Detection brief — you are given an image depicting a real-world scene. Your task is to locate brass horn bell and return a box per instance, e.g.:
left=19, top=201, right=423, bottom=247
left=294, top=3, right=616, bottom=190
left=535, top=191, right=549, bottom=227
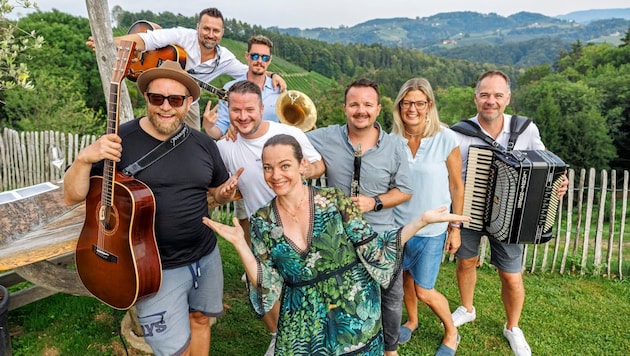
left=275, top=90, right=317, bottom=132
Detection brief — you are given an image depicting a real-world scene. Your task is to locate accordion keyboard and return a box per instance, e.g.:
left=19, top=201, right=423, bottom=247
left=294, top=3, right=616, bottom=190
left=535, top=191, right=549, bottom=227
left=463, top=147, right=493, bottom=231
left=461, top=145, right=567, bottom=244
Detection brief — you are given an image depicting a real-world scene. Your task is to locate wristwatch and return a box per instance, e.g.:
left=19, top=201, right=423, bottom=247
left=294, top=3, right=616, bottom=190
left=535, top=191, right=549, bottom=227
left=373, top=195, right=383, bottom=212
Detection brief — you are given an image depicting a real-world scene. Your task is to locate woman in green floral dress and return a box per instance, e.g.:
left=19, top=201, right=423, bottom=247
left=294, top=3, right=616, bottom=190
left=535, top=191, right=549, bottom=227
left=203, top=134, right=468, bottom=355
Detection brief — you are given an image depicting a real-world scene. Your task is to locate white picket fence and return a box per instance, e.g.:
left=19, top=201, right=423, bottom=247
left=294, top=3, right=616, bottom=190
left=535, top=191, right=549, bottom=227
left=1, top=128, right=628, bottom=279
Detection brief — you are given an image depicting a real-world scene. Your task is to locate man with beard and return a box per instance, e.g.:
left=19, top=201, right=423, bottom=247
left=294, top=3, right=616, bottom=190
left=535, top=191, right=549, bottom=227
left=203, top=35, right=281, bottom=140
left=63, top=60, right=241, bottom=356
left=306, top=78, right=413, bottom=356
left=87, top=8, right=286, bottom=130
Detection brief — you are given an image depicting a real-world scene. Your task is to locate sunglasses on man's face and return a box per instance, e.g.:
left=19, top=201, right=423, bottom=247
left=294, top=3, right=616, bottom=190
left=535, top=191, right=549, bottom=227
left=249, top=53, right=271, bottom=62
left=146, top=93, right=188, bottom=108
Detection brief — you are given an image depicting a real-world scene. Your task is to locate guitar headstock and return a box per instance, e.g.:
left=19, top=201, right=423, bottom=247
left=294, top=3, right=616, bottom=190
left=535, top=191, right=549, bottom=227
left=112, top=40, right=137, bottom=84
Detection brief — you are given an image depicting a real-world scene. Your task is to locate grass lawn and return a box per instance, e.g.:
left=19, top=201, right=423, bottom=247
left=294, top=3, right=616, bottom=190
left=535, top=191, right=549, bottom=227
left=7, top=238, right=630, bottom=355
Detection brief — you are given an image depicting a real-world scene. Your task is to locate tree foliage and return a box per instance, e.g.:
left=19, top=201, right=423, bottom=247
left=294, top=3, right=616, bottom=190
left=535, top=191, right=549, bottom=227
left=435, top=86, right=476, bottom=125
left=2, top=8, right=629, bottom=172
left=3, top=69, right=105, bottom=133
left=514, top=74, right=616, bottom=170
left=0, top=9, right=105, bottom=134
left=0, top=0, right=43, bottom=94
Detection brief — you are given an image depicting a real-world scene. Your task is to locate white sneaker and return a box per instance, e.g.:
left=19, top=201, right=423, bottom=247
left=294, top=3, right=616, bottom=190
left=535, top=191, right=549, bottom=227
left=264, top=334, right=277, bottom=356
left=451, top=306, right=476, bottom=327
left=503, top=324, right=531, bottom=356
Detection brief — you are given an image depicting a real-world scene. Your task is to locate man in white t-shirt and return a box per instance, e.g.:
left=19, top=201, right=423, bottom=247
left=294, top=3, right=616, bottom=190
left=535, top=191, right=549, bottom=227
left=203, top=35, right=281, bottom=140
left=215, top=79, right=324, bottom=356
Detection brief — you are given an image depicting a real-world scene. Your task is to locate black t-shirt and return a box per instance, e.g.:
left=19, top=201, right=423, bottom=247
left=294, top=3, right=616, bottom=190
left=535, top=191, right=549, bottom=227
left=90, top=119, right=229, bottom=268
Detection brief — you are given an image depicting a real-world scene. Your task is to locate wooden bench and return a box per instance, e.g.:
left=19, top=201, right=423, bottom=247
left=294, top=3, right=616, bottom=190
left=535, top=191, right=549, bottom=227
left=0, top=180, right=240, bottom=354
left=0, top=182, right=230, bottom=355
left=0, top=182, right=90, bottom=310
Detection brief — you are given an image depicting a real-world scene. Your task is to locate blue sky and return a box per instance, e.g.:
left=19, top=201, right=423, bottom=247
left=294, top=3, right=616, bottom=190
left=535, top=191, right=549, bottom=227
left=13, top=0, right=630, bottom=28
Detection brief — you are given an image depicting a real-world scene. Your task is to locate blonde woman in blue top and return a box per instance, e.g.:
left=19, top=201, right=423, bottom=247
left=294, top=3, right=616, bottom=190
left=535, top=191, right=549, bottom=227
left=392, top=78, right=464, bottom=356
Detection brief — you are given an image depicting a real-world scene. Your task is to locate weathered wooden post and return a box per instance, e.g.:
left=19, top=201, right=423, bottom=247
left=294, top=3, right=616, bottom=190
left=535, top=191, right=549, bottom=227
left=83, top=1, right=147, bottom=350
left=84, top=0, right=134, bottom=124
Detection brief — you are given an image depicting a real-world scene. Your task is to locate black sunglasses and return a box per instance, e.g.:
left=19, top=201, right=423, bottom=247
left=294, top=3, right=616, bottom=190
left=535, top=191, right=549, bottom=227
left=249, top=53, right=271, bottom=62
left=146, top=93, right=188, bottom=108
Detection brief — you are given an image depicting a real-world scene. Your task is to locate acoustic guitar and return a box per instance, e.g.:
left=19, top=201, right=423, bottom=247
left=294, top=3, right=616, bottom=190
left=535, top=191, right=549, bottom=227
left=126, top=20, right=228, bottom=101
left=75, top=40, right=162, bottom=310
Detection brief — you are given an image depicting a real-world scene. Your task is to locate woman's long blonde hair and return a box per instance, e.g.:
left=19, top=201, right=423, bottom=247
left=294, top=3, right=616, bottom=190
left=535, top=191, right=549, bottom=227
left=391, top=77, right=445, bottom=138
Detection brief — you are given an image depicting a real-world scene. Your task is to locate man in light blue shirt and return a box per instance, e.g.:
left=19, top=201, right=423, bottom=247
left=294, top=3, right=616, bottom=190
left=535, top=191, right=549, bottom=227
left=307, top=78, right=413, bottom=356
left=203, top=35, right=281, bottom=139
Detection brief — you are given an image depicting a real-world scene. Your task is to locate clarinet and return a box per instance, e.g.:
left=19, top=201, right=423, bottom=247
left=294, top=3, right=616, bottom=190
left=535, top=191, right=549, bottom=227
left=351, top=143, right=362, bottom=197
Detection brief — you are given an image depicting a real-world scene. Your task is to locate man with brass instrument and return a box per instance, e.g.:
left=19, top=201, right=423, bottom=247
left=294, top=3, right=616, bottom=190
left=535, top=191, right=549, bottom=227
left=307, top=78, right=413, bottom=356
left=203, top=35, right=281, bottom=139
left=202, top=33, right=318, bottom=286
left=214, top=80, right=324, bottom=355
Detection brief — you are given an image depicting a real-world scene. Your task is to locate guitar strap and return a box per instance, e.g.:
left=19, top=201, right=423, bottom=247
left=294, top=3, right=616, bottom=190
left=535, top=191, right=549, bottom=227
left=122, top=123, right=191, bottom=177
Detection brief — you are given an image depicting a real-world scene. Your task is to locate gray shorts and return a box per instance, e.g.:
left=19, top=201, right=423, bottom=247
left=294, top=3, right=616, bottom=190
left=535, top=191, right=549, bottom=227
left=135, top=246, right=224, bottom=356
left=455, top=229, right=523, bottom=273
left=234, top=199, right=248, bottom=220
left=184, top=101, right=201, bottom=131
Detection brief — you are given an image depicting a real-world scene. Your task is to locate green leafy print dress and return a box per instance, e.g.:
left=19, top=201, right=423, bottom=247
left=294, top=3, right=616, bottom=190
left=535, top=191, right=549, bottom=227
left=248, top=186, right=403, bottom=355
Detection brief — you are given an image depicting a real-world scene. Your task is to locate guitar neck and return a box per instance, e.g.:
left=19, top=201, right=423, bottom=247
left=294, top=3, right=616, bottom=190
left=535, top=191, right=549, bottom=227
left=101, top=40, right=136, bottom=209
left=101, top=81, right=122, bottom=208
left=192, top=78, right=228, bottom=101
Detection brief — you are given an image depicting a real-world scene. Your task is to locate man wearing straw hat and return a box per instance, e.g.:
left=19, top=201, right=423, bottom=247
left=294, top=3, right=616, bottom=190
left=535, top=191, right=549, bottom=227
left=64, top=60, right=241, bottom=356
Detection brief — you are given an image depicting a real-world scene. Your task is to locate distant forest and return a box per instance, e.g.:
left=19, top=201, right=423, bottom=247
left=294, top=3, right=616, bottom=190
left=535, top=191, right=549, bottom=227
left=2, top=9, right=630, bottom=172
left=114, top=9, right=505, bottom=96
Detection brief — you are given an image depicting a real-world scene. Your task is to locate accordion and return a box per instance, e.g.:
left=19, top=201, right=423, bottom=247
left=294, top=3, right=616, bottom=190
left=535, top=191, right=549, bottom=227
left=463, top=145, right=567, bottom=244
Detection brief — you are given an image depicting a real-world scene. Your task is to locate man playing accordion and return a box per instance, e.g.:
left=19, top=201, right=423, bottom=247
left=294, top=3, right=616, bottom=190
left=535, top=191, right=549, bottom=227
left=450, top=70, right=569, bottom=356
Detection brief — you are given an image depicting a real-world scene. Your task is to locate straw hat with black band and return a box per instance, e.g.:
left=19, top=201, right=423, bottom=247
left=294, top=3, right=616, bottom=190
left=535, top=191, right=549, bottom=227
left=136, top=60, right=201, bottom=101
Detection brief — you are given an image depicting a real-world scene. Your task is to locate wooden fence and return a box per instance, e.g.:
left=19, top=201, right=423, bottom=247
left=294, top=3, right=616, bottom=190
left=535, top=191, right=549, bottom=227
left=1, top=128, right=628, bottom=280
left=0, top=128, right=97, bottom=191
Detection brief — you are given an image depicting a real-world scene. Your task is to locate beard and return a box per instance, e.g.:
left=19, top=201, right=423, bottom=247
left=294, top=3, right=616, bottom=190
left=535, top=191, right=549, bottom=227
left=239, top=120, right=262, bottom=138
left=349, top=114, right=373, bottom=130
left=201, top=39, right=217, bottom=50
left=250, top=65, right=266, bottom=76
left=148, top=113, right=184, bottom=137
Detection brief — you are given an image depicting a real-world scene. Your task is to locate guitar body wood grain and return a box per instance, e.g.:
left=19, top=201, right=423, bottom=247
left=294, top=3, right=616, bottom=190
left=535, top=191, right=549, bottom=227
left=76, top=173, right=161, bottom=310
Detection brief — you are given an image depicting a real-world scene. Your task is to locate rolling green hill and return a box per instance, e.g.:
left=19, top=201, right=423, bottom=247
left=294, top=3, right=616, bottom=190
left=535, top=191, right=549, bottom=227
left=216, top=38, right=337, bottom=96
left=211, top=38, right=344, bottom=129
left=275, top=11, right=630, bottom=68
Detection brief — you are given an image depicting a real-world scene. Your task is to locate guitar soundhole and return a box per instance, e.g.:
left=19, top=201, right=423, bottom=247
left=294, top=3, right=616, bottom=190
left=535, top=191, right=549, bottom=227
left=100, top=205, right=118, bottom=231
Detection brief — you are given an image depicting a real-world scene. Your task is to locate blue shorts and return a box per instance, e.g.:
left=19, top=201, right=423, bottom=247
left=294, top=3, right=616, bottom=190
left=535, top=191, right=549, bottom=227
left=135, top=246, right=224, bottom=356
left=455, top=229, right=523, bottom=273
left=401, top=231, right=446, bottom=290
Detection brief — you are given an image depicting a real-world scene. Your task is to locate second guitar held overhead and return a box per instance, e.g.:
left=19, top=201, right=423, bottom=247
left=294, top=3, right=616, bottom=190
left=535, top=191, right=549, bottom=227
left=126, top=20, right=228, bottom=101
